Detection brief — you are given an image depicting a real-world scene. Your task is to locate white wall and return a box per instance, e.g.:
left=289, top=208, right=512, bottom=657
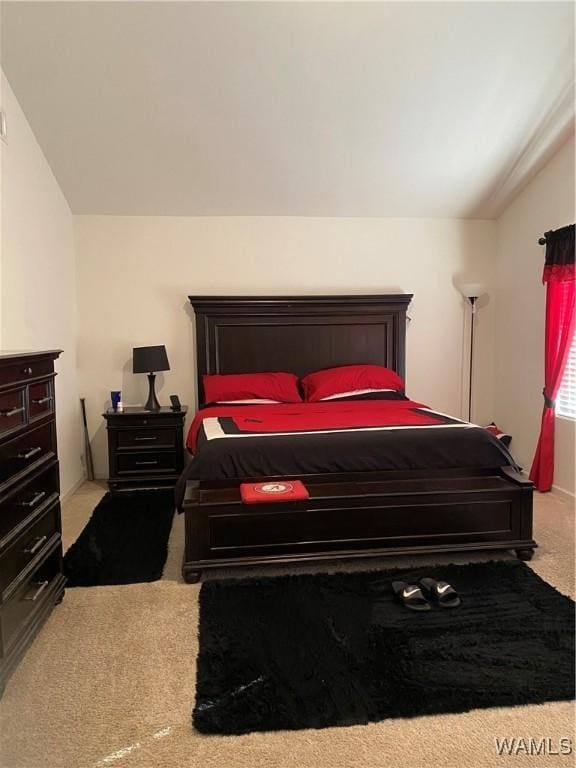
left=75, top=215, right=497, bottom=476
left=0, top=71, right=83, bottom=498
left=495, top=135, right=575, bottom=496
left=3, top=58, right=572, bottom=500
left=5, top=57, right=570, bottom=496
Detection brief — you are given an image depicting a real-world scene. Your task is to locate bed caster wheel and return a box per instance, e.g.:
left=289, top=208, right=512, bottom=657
left=515, top=549, right=534, bottom=561
left=183, top=569, right=202, bottom=584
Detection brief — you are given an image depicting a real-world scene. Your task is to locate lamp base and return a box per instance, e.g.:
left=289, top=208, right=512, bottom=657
left=145, top=373, right=161, bottom=411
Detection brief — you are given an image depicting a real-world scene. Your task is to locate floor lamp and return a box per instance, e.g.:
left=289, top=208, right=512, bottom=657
left=458, top=283, right=486, bottom=422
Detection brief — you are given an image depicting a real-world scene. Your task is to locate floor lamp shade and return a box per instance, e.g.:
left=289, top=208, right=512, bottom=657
left=133, top=345, right=170, bottom=410
left=458, top=283, right=486, bottom=300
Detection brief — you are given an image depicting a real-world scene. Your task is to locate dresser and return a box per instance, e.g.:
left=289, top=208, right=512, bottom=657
left=0, top=351, right=66, bottom=695
left=104, top=406, right=187, bottom=490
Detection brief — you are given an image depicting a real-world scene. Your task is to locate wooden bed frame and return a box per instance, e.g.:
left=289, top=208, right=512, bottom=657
left=182, top=294, right=535, bottom=583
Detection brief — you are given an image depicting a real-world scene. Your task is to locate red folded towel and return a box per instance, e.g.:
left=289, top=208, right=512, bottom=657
left=240, top=480, right=309, bottom=504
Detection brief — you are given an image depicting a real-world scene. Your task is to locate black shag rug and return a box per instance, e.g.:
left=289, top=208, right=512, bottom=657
left=194, top=560, right=575, bottom=735
left=63, top=489, right=175, bottom=586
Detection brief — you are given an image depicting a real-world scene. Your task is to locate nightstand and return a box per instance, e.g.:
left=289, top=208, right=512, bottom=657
left=103, top=406, right=188, bottom=490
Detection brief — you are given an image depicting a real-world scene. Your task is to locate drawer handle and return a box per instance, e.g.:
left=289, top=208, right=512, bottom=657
left=22, top=367, right=33, bottom=376
left=134, top=460, right=158, bottom=466
left=134, top=436, right=158, bottom=442
left=18, top=491, right=47, bottom=509
left=0, top=406, right=25, bottom=418
left=24, top=580, right=49, bottom=602
left=18, top=447, right=42, bottom=460
left=23, top=535, right=48, bottom=555
left=32, top=396, right=52, bottom=405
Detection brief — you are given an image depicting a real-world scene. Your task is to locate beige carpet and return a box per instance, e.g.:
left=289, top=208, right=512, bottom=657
left=0, top=482, right=574, bottom=768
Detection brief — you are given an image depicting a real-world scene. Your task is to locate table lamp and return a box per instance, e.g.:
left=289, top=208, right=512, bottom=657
left=133, top=345, right=170, bottom=411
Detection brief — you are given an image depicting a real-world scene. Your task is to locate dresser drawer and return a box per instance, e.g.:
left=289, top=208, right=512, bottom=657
left=116, top=451, right=178, bottom=475
left=0, top=544, right=61, bottom=654
left=0, top=388, right=26, bottom=437
left=28, top=380, right=54, bottom=423
left=116, top=427, right=177, bottom=450
left=0, top=422, right=56, bottom=488
left=0, top=500, right=60, bottom=598
left=0, top=463, right=59, bottom=546
left=0, top=359, right=54, bottom=387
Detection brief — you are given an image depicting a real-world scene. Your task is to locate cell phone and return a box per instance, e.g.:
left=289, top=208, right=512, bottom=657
left=169, top=394, right=181, bottom=411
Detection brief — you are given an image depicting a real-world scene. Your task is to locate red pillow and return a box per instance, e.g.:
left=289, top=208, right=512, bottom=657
left=203, top=372, right=302, bottom=404
left=302, top=364, right=405, bottom=402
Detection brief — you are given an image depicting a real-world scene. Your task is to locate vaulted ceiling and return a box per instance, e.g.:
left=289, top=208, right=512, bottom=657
left=1, top=1, right=574, bottom=218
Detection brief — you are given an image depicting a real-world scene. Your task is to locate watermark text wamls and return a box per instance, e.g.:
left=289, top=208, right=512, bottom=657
left=495, top=737, right=573, bottom=756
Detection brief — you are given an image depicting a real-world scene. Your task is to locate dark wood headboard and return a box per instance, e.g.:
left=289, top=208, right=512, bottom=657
left=188, top=294, right=413, bottom=404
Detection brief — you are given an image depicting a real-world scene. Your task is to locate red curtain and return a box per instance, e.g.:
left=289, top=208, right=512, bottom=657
left=530, top=225, right=575, bottom=491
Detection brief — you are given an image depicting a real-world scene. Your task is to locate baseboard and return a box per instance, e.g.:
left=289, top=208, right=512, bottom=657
left=516, top=470, right=574, bottom=503
left=61, top=474, right=87, bottom=506
left=551, top=484, right=576, bottom=503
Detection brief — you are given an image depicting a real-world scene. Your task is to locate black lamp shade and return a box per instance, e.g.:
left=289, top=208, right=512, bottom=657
left=133, top=345, right=170, bottom=374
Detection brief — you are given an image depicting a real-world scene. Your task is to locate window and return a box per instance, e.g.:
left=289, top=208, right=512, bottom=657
left=557, top=330, right=576, bottom=419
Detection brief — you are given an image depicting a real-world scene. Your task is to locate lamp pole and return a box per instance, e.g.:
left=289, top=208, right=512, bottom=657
left=467, top=296, right=478, bottom=423
left=457, top=283, right=485, bottom=423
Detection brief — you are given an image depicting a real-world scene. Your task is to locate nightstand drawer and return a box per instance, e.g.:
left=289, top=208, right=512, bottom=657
left=106, top=414, right=181, bottom=429
left=0, top=500, right=60, bottom=598
left=117, top=428, right=176, bottom=450
left=116, top=451, right=178, bottom=475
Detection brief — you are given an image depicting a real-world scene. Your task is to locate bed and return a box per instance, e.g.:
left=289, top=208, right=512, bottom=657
left=180, top=294, right=535, bottom=583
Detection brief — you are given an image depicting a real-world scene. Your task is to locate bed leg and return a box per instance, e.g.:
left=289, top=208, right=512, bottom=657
left=515, top=548, right=534, bottom=561
left=183, top=568, right=202, bottom=584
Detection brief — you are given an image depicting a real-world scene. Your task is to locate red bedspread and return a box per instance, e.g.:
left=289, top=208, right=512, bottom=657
left=176, top=398, right=517, bottom=495
left=186, top=399, right=457, bottom=452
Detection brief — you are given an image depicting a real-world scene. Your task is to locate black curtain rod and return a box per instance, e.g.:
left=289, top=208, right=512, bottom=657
left=538, top=224, right=575, bottom=246
left=538, top=229, right=554, bottom=245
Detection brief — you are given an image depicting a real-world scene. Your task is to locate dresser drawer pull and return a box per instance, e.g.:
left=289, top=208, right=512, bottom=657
left=23, top=535, right=48, bottom=555
left=17, top=447, right=42, bottom=460
left=32, top=396, right=52, bottom=405
left=24, top=580, right=49, bottom=601
left=134, top=460, right=158, bottom=466
left=0, top=406, right=25, bottom=418
left=22, top=367, right=33, bottom=376
left=18, top=491, right=47, bottom=509
left=134, top=436, right=158, bottom=442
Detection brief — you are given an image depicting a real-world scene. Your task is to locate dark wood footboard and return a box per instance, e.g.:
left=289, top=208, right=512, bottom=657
left=182, top=467, right=535, bottom=583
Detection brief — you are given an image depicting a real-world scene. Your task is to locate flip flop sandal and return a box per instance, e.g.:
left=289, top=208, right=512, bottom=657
left=392, top=581, right=431, bottom=611
left=419, top=578, right=461, bottom=608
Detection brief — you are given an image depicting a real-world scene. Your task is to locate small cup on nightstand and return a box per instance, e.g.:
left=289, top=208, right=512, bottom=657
left=111, top=391, right=121, bottom=411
